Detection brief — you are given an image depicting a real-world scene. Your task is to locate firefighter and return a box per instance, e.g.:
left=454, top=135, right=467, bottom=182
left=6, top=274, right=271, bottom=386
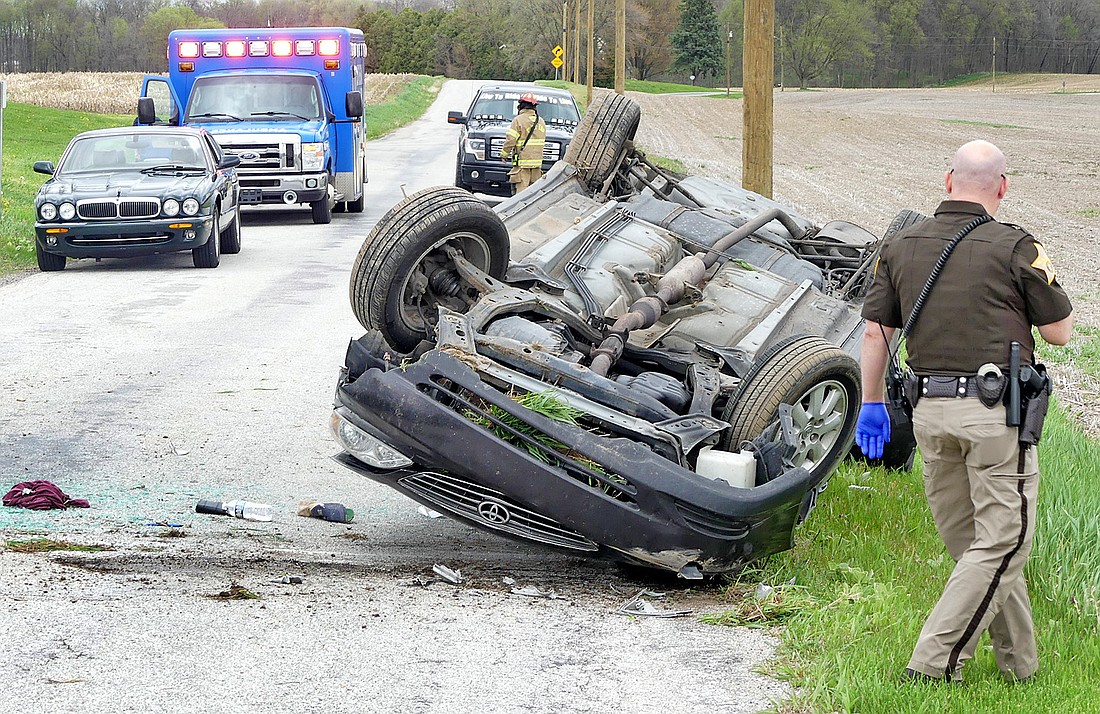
left=500, top=92, right=546, bottom=195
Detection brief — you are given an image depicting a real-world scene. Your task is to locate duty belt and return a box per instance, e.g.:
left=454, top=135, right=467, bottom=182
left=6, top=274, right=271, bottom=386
left=918, top=375, right=982, bottom=398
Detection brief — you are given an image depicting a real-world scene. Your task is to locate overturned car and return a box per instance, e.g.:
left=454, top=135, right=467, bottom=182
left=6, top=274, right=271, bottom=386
left=331, top=94, right=914, bottom=578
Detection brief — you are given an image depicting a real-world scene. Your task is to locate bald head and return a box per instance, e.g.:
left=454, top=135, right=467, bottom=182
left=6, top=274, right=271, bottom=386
left=946, top=140, right=1008, bottom=213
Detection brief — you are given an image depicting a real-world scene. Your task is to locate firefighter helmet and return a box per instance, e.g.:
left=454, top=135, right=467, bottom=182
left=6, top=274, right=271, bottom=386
left=519, top=92, right=539, bottom=106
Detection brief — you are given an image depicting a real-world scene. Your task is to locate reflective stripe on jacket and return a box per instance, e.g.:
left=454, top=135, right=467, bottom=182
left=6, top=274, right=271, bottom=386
left=501, top=109, right=546, bottom=168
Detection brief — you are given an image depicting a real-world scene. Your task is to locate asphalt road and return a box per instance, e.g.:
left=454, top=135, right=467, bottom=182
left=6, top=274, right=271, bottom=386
left=0, top=80, right=788, bottom=713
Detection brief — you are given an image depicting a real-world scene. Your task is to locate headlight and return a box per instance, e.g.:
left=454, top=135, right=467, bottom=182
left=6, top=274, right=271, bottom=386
left=58, top=203, right=76, bottom=220
left=163, top=199, right=180, bottom=217
left=329, top=411, right=412, bottom=469
left=464, top=137, right=486, bottom=161
left=302, top=142, right=326, bottom=172
left=39, top=203, right=58, bottom=221
left=182, top=198, right=200, bottom=216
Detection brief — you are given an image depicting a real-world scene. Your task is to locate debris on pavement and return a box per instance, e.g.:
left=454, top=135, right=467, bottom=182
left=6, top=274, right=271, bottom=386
left=3, top=480, right=91, bottom=510
left=616, top=589, right=693, bottom=618
left=417, top=505, right=444, bottom=519
left=432, top=564, right=464, bottom=584
left=510, top=585, right=567, bottom=600
left=271, top=575, right=304, bottom=585
left=297, top=500, right=355, bottom=523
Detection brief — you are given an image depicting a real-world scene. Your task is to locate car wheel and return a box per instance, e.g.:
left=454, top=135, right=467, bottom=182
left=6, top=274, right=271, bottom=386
left=311, top=196, right=333, bottom=224
left=192, top=210, right=221, bottom=268
left=563, top=92, right=641, bottom=192
left=36, top=242, right=66, bottom=271
left=720, top=334, right=861, bottom=482
left=883, top=209, right=928, bottom=240
left=221, top=208, right=242, bottom=254
left=349, top=186, right=509, bottom=351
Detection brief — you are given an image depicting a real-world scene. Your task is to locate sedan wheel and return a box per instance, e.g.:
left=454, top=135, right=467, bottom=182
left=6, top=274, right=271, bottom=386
left=192, top=211, right=221, bottom=268
left=36, top=242, right=66, bottom=272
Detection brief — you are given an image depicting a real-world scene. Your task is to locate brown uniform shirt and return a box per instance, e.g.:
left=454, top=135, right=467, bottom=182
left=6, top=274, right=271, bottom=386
left=862, top=200, right=1072, bottom=374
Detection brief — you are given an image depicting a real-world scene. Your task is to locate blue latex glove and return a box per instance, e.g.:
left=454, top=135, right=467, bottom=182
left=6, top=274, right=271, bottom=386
left=855, top=402, right=891, bottom=460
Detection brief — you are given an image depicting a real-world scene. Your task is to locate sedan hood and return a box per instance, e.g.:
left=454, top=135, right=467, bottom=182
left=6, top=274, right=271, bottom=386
left=40, top=171, right=210, bottom=199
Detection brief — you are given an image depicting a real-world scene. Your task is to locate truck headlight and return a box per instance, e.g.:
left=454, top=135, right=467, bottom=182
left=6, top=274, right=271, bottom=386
left=464, top=137, right=486, bottom=161
left=302, top=142, right=326, bottom=172
left=39, top=203, right=58, bottom=221
left=330, top=410, right=412, bottom=469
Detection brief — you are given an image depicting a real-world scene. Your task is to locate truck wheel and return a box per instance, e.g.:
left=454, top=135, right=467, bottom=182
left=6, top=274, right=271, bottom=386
left=192, top=211, right=221, bottom=268
left=720, top=335, right=861, bottom=482
left=220, top=208, right=242, bottom=254
left=311, top=196, right=332, bottom=224
left=564, top=93, right=641, bottom=192
left=349, top=186, right=509, bottom=351
left=36, top=242, right=66, bottom=271
left=454, top=154, right=472, bottom=192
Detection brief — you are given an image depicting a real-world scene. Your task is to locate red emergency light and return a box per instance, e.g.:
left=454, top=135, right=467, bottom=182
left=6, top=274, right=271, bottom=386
left=318, top=39, right=340, bottom=56
left=272, top=40, right=293, bottom=57
left=178, top=41, right=200, bottom=59
left=225, top=41, right=246, bottom=58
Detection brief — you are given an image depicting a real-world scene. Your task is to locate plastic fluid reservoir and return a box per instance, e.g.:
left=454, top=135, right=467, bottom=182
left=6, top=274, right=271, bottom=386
left=695, top=448, right=756, bottom=488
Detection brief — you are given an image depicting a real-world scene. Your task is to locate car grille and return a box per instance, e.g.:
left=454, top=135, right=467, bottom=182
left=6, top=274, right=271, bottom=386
left=398, top=471, right=599, bottom=551
left=421, top=379, right=636, bottom=505
left=488, top=137, right=562, bottom=162
left=76, top=198, right=161, bottom=220
left=674, top=500, right=751, bottom=540
left=69, top=235, right=170, bottom=245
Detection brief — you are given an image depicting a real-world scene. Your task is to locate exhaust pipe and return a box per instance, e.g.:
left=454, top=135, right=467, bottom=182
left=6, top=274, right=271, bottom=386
left=282, top=191, right=298, bottom=205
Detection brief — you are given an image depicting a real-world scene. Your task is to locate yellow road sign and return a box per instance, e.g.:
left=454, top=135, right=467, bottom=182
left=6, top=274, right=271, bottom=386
left=552, top=45, right=564, bottom=57
left=551, top=57, right=564, bottom=69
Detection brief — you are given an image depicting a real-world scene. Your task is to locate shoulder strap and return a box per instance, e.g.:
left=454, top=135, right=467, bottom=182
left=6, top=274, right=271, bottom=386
left=901, top=214, right=993, bottom=338
left=518, top=113, right=539, bottom=153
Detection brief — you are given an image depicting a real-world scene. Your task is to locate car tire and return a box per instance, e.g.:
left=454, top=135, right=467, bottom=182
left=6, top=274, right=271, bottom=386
left=192, top=210, right=221, bottom=268
left=36, top=243, right=66, bottom=271
left=720, top=334, right=861, bottom=482
left=220, top=208, right=242, bottom=255
left=349, top=186, right=509, bottom=351
left=883, top=209, right=928, bottom=240
left=564, top=92, right=641, bottom=192
left=311, top=196, right=333, bottom=224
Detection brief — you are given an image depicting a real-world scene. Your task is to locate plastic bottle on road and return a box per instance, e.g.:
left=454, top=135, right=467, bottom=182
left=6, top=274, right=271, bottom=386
left=196, top=499, right=274, bottom=522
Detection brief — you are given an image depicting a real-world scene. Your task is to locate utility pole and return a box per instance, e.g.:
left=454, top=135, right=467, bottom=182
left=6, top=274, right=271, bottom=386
left=614, top=0, right=625, bottom=94
left=743, top=0, right=774, bottom=198
left=992, top=36, right=997, bottom=93
left=725, top=28, right=732, bottom=97
left=563, top=0, right=569, bottom=82
left=586, top=0, right=594, bottom=106
left=573, top=0, right=581, bottom=84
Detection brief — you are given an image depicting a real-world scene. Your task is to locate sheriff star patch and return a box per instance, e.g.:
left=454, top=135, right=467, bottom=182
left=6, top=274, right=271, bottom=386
left=1031, top=242, right=1057, bottom=284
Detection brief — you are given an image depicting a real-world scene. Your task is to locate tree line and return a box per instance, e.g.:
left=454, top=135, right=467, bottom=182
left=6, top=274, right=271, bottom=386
left=1, top=0, right=1098, bottom=88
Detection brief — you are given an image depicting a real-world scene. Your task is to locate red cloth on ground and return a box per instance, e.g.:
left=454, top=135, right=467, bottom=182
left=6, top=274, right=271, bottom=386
left=2, top=480, right=91, bottom=510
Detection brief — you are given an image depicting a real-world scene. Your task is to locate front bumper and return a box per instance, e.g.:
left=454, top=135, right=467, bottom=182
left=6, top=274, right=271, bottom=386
left=333, top=346, right=815, bottom=576
left=238, top=171, right=329, bottom=205
left=35, top=216, right=214, bottom=259
left=459, top=159, right=554, bottom=196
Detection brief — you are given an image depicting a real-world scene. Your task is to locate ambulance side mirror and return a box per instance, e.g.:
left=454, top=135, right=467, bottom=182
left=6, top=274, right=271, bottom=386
left=345, top=91, right=363, bottom=122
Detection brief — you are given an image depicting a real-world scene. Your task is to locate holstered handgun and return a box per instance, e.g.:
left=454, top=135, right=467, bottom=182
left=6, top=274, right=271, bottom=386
left=1018, top=363, right=1051, bottom=447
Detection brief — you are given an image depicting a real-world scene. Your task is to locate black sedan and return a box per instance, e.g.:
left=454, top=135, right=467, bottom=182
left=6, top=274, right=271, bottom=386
left=33, top=126, right=242, bottom=271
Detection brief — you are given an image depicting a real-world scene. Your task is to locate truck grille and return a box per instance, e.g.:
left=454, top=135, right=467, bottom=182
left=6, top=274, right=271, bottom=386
left=217, top=133, right=300, bottom=174
left=398, top=471, right=599, bottom=551
left=488, top=137, right=563, bottom=163
left=76, top=198, right=160, bottom=220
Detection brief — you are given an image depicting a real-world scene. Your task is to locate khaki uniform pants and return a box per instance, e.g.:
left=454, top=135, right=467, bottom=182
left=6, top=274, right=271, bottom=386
left=509, top=167, right=543, bottom=194
left=909, top=398, right=1039, bottom=681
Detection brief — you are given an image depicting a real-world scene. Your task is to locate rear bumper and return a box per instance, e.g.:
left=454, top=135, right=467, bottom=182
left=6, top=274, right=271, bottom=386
left=333, top=348, right=814, bottom=576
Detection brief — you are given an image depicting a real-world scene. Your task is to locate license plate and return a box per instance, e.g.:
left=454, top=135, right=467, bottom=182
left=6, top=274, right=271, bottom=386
left=240, top=188, right=263, bottom=204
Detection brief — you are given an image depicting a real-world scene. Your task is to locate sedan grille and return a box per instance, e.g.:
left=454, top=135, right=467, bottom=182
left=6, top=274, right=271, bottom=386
left=76, top=198, right=161, bottom=220
left=399, top=471, right=599, bottom=551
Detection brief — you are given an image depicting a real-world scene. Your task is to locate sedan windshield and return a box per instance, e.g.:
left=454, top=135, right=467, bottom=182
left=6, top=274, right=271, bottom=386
left=186, top=75, right=324, bottom=122
left=58, top=134, right=206, bottom=175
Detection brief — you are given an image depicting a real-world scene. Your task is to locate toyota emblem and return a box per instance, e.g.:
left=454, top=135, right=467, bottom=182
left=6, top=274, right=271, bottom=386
left=477, top=500, right=511, bottom=525
left=238, top=151, right=260, bottom=160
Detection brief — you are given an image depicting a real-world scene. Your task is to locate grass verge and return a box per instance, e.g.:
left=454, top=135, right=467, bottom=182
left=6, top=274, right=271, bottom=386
left=0, top=104, right=132, bottom=271
left=539, top=79, right=741, bottom=112
left=364, top=75, right=446, bottom=140
left=713, top=399, right=1100, bottom=712
left=5, top=538, right=112, bottom=553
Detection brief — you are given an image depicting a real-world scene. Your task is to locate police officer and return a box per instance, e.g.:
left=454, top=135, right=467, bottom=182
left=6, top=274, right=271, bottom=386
left=500, top=92, right=546, bottom=195
left=857, top=140, right=1074, bottom=683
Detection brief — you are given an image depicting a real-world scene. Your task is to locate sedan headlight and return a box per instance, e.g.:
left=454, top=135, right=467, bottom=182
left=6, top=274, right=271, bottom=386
left=464, top=137, right=486, bottom=161
left=162, top=199, right=180, bottom=217
left=182, top=198, right=200, bottom=216
left=302, top=142, right=326, bottom=172
left=330, top=410, right=412, bottom=469
left=59, top=202, right=76, bottom=220
left=39, top=203, right=58, bottom=221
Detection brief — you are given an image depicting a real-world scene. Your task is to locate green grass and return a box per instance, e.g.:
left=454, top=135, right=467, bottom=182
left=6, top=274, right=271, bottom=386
left=0, top=104, right=132, bottom=270
left=1076, top=208, right=1100, bottom=219
left=712, top=399, right=1100, bottom=712
left=1041, top=324, right=1100, bottom=381
left=5, top=538, right=112, bottom=553
left=939, top=73, right=994, bottom=88
left=941, top=119, right=1027, bottom=129
left=364, top=75, right=446, bottom=140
